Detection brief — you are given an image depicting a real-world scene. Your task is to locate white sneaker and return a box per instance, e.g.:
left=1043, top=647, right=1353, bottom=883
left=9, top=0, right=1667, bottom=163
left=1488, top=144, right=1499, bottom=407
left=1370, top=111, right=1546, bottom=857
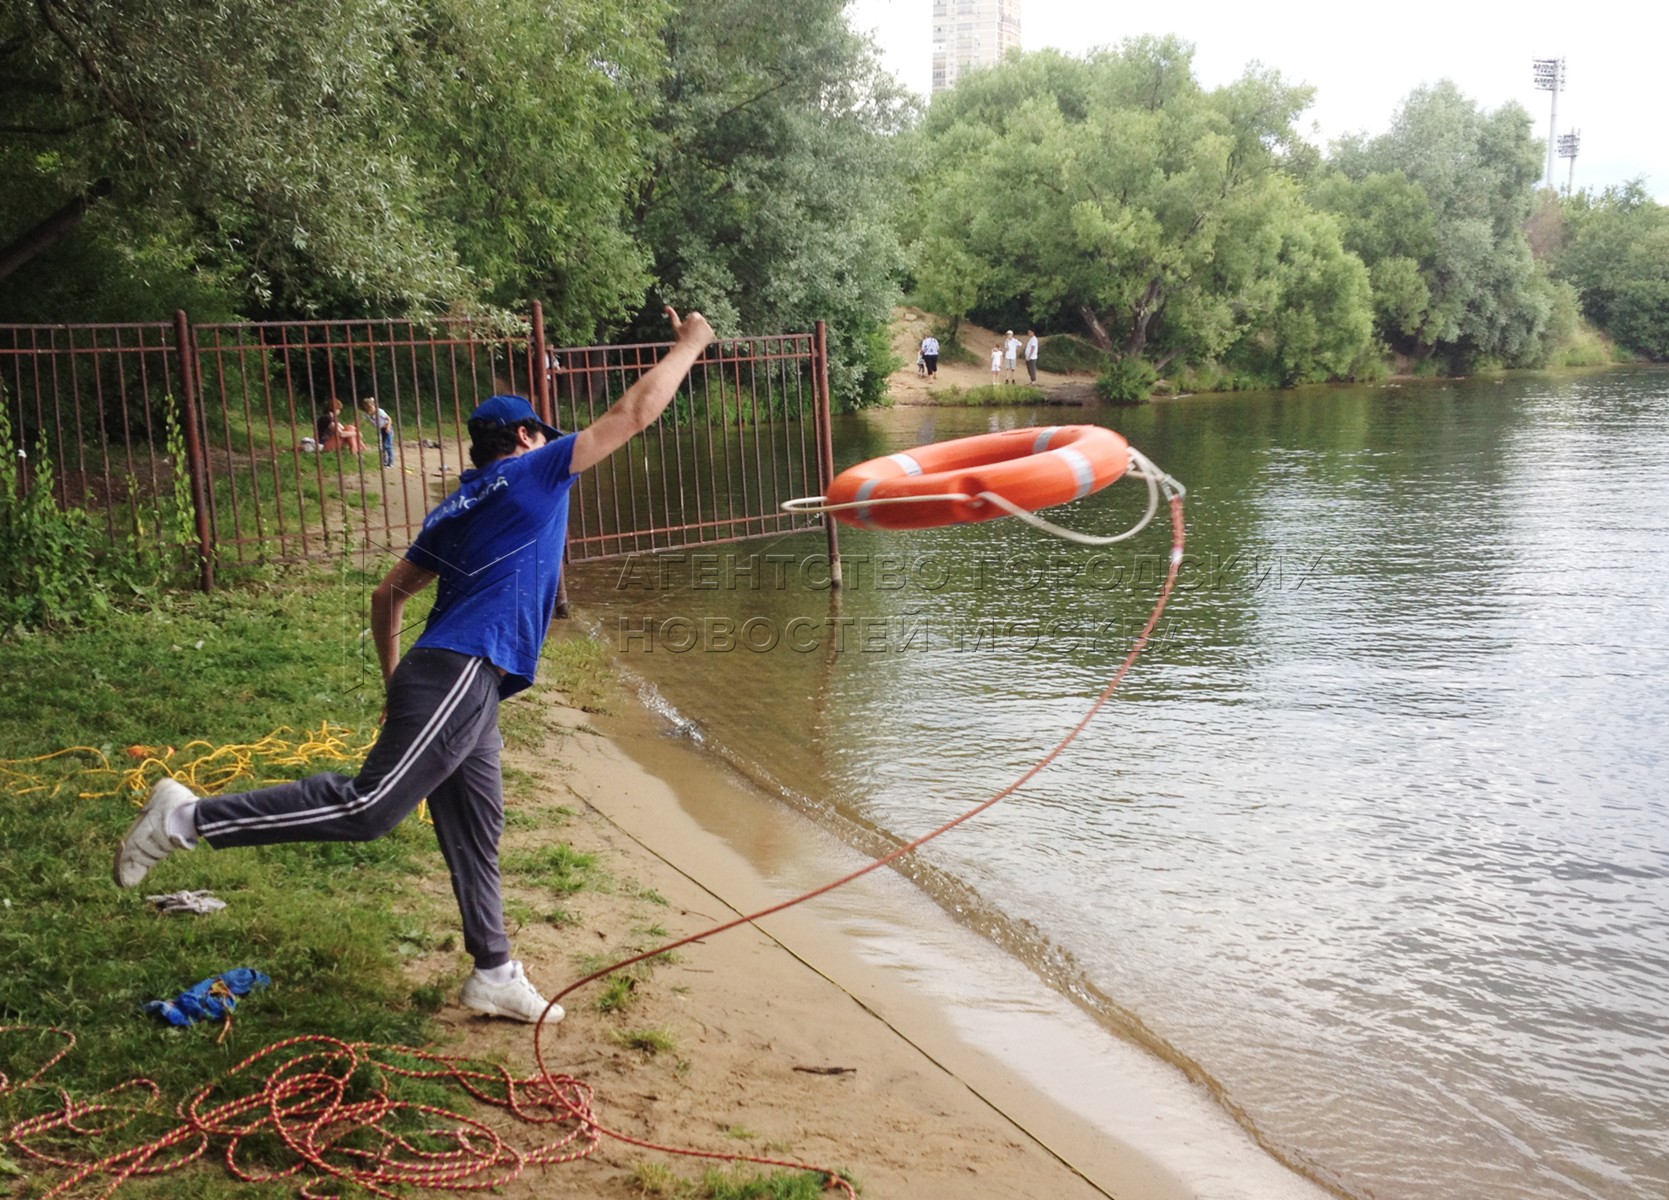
left=460, top=961, right=563, bottom=1024
left=114, top=778, right=197, bottom=888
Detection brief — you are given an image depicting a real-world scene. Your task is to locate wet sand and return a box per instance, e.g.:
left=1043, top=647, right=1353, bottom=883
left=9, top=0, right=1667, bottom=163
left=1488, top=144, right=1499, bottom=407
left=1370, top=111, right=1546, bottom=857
left=421, top=665, right=1337, bottom=1199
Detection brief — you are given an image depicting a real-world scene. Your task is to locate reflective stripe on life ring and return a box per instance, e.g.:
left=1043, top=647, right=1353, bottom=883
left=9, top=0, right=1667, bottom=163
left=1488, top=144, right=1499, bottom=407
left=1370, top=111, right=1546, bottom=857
left=825, top=425, right=1130, bottom=530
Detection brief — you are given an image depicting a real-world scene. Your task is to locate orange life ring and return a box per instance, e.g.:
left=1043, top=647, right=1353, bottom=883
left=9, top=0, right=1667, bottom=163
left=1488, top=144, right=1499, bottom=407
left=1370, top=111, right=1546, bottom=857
left=824, top=425, right=1130, bottom=530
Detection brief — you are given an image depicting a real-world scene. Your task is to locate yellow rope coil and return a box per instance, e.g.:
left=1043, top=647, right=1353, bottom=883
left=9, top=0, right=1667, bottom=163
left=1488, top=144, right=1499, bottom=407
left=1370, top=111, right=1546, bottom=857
left=0, top=722, right=378, bottom=805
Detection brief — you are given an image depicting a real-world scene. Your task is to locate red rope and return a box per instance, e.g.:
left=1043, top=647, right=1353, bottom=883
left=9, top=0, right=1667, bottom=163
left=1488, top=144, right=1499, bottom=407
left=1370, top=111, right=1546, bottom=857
left=2, top=495, right=1185, bottom=1198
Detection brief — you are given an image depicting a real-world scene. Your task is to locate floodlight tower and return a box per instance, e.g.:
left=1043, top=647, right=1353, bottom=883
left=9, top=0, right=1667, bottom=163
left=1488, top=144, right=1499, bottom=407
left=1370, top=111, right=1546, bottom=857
left=1558, top=130, right=1581, bottom=195
left=1532, top=57, right=1566, bottom=191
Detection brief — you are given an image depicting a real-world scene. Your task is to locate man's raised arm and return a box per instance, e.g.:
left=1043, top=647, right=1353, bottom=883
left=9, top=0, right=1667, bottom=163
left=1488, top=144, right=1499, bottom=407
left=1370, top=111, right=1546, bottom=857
left=570, top=307, right=714, bottom=473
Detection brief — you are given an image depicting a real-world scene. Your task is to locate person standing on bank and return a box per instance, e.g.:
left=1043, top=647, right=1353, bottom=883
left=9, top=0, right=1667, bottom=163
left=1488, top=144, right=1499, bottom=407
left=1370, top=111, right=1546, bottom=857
left=115, top=307, right=716, bottom=1024
left=920, top=333, right=940, bottom=379
left=361, top=395, right=395, bottom=468
left=1003, top=330, right=1020, bottom=383
left=1024, top=329, right=1039, bottom=384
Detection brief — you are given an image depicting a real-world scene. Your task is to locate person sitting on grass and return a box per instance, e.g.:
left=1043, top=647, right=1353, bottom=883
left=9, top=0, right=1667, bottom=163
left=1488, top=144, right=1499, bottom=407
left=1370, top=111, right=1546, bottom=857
left=115, top=307, right=716, bottom=1025
left=316, top=398, right=364, bottom=453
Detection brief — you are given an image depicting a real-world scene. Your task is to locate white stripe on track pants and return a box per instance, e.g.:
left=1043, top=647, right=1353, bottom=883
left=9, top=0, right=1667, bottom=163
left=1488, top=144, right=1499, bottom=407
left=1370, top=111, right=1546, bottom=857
left=194, top=647, right=512, bottom=968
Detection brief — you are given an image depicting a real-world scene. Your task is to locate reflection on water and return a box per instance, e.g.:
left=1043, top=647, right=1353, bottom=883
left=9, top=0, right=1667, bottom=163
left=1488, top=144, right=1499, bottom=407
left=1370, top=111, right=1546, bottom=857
left=567, top=369, right=1669, bottom=1200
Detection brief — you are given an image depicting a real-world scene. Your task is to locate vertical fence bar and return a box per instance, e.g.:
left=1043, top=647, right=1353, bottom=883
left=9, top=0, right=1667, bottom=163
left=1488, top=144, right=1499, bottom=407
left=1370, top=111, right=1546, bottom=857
left=277, top=324, right=313, bottom=560
left=250, top=325, right=291, bottom=557
left=344, top=321, right=374, bottom=551
left=814, top=320, right=841, bottom=590
left=88, top=333, right=118, bottom=540
left=172, top=310, right=215, bottom=591
left=110, top=327, right=139, bottom=542
left=797, top=334, right=815, bottom=508
left=530, top=300, right=552, bottom=425
left=134, top=326, right=164, bottom=545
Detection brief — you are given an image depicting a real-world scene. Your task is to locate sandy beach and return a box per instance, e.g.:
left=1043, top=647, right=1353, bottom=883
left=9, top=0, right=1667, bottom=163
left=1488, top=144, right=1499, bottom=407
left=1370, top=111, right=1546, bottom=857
left=400, top=636, right=1339, bottom=1200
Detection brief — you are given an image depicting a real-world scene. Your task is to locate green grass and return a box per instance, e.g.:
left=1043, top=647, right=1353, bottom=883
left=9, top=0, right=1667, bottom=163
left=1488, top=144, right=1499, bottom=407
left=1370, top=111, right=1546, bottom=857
left=630, top=1161, right=854, bottom=1200
left=0, top=562, right=628, bottom=1197
left=631, top=1161, right=857, bottom=1200
left=707, top=1166, right=855, bottom=1200
left=596, top=974, right=638, bottom=1013
left=926, top=383, right=1048, bottom=406
left=537, top=630, right=616, bottom=713
left=578, top=937, right=678, bottom=1013
left=502, top=768, right=543, bottom=807
left=611, top=1026, right=677, bottom=1055
left=500, top=843, right=599, bottom=896
left=0, top=565, right=458, bottom=1195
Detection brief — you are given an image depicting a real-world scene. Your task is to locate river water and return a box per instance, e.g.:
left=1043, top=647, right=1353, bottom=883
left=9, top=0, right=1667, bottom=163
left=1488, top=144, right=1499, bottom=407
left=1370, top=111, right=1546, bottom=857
left=564, top=367, right=1669, bottom=1200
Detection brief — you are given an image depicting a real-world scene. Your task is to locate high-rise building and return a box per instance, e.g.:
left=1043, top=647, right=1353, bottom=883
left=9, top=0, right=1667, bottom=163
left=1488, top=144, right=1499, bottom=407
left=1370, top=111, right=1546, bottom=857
left=931, top=0, right=1022, bottom=92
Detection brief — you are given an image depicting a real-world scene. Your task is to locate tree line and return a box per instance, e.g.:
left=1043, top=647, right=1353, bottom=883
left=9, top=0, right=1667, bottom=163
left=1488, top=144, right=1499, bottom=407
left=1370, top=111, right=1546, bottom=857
left=2, top=6, right=1663, bottom=407
left=908, top=40, right=1668, bottom=398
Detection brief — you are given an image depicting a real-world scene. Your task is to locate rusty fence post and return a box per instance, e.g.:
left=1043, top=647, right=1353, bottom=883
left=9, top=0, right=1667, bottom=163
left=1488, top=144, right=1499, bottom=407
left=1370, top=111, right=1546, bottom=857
left=814, top=320, right=842, bottom=591
left=530, top=300, right=554, bottom=426
left=531, top=300, right=572, bottom=617
left=172, top=310, right=215, bottom=592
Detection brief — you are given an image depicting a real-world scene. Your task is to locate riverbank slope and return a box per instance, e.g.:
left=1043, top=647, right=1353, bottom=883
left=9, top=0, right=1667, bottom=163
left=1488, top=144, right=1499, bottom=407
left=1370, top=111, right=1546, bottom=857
left=426, top=643, right=1335, bottom=1200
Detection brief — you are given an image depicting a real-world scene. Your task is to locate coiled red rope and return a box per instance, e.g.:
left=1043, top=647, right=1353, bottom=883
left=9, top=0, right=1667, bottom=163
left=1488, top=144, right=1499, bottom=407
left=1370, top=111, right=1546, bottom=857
left=3, top=494, right=1185, bottom=1198
left=2, top=1029, right=602, bottom=1199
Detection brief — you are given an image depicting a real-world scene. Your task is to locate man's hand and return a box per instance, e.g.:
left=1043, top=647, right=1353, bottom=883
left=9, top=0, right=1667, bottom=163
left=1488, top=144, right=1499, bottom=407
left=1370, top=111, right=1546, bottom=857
left=667, top=305, right=713, bottom=350
left=571, top=306, right=716, bottom=473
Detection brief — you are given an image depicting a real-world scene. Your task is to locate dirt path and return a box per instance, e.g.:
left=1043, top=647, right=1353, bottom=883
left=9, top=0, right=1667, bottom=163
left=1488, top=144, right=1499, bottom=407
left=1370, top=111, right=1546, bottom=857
left=886, top=309, right=1098, bottom=405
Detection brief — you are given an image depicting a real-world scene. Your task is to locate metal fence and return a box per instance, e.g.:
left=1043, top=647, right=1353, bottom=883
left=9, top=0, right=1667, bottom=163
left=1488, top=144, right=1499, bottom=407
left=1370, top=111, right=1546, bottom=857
left=0, top=306, right=837, bottom=588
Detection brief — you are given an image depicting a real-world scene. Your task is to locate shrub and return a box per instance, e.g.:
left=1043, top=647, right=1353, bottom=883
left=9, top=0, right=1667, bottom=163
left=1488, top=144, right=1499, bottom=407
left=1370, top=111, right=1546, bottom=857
left=0, top=394, right=198, bottom=632
left=0, top=441, right=105, bottom=631
left=853, top=319, right=901, bottom=409
left=1094, top=358, right=1157, bottom=404
left=1550, top=324, right=1616, bottom=367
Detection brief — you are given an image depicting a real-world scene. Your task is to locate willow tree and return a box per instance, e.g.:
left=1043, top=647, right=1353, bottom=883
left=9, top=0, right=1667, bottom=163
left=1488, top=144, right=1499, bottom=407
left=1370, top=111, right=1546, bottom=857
left=2, top=0, right=454, bottom=306
left=910, top=39, right=1372, bottom=390
left=631, top=0, right=915, bottom=406
left=1555, top=181, right=1669, bottom=360
left=1323, top=81, right=1554, bottom=370
left=0, top=0, right=664, bottom=326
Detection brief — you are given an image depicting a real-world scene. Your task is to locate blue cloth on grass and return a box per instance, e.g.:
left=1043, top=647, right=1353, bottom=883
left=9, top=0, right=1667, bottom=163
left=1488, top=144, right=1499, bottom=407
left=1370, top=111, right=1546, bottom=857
left=144, top=968, right=270, bottom=1027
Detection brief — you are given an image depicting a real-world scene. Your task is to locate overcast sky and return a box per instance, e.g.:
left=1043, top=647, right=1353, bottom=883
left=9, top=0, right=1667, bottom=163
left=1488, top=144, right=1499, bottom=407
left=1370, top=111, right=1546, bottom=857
left=848, top=0, right=1666, bottom=201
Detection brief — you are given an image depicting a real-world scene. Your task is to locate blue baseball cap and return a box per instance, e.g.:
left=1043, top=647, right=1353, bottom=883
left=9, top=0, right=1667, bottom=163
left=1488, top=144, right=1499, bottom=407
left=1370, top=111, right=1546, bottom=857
left=468, top=394, right=562, bottom=441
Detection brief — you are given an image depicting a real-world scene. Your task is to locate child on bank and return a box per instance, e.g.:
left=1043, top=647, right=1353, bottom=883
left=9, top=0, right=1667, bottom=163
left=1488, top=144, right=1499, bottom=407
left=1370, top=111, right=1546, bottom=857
left=362, top=396, right=394, bottom=467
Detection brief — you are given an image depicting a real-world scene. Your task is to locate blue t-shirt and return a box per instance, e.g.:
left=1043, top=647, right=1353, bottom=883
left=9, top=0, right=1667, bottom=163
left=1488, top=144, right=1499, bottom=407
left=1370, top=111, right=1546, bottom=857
left=407, top=434, right=577, bottom=696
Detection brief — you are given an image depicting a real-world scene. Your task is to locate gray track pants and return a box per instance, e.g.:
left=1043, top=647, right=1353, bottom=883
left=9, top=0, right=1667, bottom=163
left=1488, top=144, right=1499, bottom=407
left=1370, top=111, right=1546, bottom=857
left=193, top=648, right=511, bottom=969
